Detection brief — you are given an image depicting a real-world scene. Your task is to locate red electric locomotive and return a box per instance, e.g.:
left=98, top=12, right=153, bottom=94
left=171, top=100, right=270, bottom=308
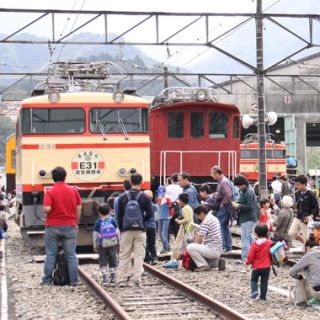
left=149, top=87, right=240, bottom=185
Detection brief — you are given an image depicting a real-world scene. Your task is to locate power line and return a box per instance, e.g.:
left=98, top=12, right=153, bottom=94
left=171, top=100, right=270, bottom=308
left=176, top=0, right=282, bottom=69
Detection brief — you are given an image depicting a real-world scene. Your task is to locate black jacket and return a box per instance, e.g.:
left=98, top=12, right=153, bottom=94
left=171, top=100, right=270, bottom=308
left=295, top=190, right=319, bottom=221
left=117, top=188, right=153, bottom=232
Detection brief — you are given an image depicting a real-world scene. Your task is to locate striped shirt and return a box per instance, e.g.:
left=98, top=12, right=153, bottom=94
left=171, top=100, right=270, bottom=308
left=199, top=212, right=222, bottom=252
left=289, top=247, right=320, bottom=288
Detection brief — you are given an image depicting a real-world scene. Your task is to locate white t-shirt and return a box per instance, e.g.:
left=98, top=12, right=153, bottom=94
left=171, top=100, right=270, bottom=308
left=165, top=184, right=182, bottom=202
left=271, top=180, right=282, bottom=194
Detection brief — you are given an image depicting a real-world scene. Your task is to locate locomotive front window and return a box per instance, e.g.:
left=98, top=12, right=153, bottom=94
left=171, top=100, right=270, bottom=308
left=90, top=108, right=148, bottom=133
left=190, top=112, right=204, bottom=138
left=168, top=112, right=184, bottom=138
left=21, top=108, right=85, bottom=134
left=209, top=112, right=228, bottom=138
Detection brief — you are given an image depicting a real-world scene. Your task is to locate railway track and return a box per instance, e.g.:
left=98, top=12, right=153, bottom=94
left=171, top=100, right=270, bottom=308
left=230, top=231, right=301, bottom=266
left=79, top=263, right=248, bottom=320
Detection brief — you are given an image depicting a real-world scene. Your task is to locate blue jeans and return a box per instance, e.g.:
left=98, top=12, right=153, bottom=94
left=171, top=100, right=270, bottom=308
left=216, top=206, right=233, bottom=251
left=241, top=220, right=255, bottom=260
left=43, top=226, right=78, bottom=284
left=159, top=219, right=170, bottom=251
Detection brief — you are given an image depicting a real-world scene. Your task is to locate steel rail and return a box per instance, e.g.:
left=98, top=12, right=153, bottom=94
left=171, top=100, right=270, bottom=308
left=78, top=266, right=131, bottom=320
left=143, top=263, right=249, bottom=320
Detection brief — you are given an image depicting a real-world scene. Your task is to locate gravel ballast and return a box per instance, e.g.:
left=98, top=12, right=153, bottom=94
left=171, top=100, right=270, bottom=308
left=5, top=221, right=114, bottom=320
left=4, top=220, right=319, bottom=319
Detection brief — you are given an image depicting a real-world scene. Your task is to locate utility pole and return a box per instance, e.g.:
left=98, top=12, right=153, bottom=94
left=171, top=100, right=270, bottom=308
left=256, top=0, right=268, bottom=198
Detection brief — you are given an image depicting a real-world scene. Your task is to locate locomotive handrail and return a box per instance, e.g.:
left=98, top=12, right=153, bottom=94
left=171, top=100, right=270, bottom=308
left=159, top=150, right=237, bottom=185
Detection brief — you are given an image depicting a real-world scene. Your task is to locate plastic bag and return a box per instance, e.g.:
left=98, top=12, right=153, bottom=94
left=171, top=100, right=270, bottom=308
left=307, top=217, right=314, bottom=238
left=290, top=278, right=310, bottom=305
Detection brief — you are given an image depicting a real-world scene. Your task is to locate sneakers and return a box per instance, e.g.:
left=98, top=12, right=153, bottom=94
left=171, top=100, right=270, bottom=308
left=235, top=259, right=245, bottom=265
left=308, top=298, right=320, bottom=305
left=102, top=274, right=107, bottom=286
left=163, top=260, right=179, bottom=269
left=218, top=258, right=226, bottom=271
left=251, top=291, right=259, bottom=299
left=109, top=280, right=116, bottom=287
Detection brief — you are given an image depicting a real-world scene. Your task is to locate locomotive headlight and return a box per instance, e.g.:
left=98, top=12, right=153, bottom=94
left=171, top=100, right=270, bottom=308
left=113, top=91, right=124, bottom=103
left=39, top=170, right=47, bottom=178
left=48, top=92, right=60, bottom=103
left=195, top=89, right=207, bottom=101
left=118, top=168, right=127, bottom=177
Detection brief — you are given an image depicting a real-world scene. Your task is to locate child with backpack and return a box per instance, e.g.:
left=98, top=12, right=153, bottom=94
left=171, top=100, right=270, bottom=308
left=246, top=224, right=273, bottom=300
left=93, top=203, right=119, bottom=286
left=157, top=186, right=172, bottom=254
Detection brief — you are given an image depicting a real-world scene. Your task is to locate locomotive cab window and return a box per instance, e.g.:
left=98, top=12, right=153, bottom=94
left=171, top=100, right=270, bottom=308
left=168, top=112, right=184, bottom=138
left=233, top=116, right=240, bottom=139
left=190, top=112, right=204, bottom=138
left=90, top=108, right=148, bottom=133
left=209, top=112, right=228, bottom=138
left=21, top=108, right=85, bottom=134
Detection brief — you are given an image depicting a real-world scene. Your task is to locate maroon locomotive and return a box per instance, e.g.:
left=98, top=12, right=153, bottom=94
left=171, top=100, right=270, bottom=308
left=149, top=87, right=240, bottom=186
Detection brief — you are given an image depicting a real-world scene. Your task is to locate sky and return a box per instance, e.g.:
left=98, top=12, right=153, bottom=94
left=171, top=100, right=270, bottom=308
left=0, top=0, right=319, bottom=68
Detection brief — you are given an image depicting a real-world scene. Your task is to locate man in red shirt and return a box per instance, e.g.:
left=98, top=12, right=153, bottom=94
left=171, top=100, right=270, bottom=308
left=42, top=167, right=82, bottom=285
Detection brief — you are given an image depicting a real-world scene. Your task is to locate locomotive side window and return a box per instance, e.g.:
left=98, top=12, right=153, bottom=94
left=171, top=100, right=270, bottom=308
left=190, top=112, right=204, bottom=138
left=240, top=150, right=258, bottom=159
left=209, top=112, right=228, bottom=138
left=21, top=108, right=85, bottom=134
left=266, top=150, right=286, bottom=159
left=168, top=112, right=184, bottom=138
left=233, top=116, right=240, bottom=139
left=90, top=108, right=148, bottom=133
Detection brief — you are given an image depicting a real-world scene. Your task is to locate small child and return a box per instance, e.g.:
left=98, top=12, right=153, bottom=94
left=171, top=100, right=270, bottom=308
left=246, top=224, right=273, bottom=300
left=93, top=203, right=119, bottom=286
left=259, top=199, right=272, bottom=231
left=272, top=195, right=293, bottom=244
left=144, top=190, right=158, bottom=265
left=157, top=186, right=172, bottom=254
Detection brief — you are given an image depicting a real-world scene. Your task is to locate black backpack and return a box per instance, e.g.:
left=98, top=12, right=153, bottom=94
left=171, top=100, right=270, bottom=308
left=53, top=251, right=70, bottom=286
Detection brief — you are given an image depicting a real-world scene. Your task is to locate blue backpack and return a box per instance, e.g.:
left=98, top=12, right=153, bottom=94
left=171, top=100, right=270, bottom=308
left=123, top=191, right=144, bottom=231
left=99, top=218, right=118, bottom=248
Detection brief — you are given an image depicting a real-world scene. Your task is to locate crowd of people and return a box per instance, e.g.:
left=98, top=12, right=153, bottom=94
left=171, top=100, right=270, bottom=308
left=2, top=165, right=319, bottom=306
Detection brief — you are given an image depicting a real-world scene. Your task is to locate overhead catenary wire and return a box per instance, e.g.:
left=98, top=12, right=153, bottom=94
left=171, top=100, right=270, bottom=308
left=176, top=0, right=283, bottom=69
